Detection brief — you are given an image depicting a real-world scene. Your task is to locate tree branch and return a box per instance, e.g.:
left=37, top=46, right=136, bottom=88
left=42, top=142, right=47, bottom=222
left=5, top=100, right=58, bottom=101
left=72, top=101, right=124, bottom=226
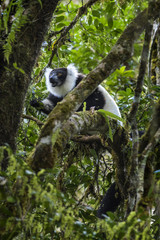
left=22, top=114, right=43, bottom=127
left=126, top=1, right=154, bottom=211
left=28, top=111, right=118, bottom=171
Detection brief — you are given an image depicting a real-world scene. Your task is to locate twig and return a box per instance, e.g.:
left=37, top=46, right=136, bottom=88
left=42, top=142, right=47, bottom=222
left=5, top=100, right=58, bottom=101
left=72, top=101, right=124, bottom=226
left=72, top=134, right=101, bottom=143
left=22, top=114, right=43, bottom=126
left=48, top=28, right=65, bottom=38
left=48, top=0, right=99, bottom=66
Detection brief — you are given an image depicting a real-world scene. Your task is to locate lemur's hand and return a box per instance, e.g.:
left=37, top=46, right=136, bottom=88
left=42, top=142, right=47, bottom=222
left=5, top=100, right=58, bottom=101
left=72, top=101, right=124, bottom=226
left=30, top=99, right=41, bottom=108
left=30, top=99, right=52, bottom=114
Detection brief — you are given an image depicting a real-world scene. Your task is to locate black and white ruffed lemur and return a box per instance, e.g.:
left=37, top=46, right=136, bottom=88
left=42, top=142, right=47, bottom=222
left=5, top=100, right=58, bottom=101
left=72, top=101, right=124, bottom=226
left=31, top=64, right=122, bottom=118
left=30, top=64, right=122, bottom=218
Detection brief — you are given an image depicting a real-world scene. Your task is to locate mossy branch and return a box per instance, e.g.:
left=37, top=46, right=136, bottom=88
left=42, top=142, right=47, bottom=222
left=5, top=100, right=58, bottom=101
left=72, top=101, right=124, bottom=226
left=28, top=111, right=119, bottom=171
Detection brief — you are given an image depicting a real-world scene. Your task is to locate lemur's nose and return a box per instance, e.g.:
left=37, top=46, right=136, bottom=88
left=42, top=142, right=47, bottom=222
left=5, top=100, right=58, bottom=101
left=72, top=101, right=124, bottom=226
left=49, top=71, right=58, bottom=84
left=50, top=76, right=59, bottom=87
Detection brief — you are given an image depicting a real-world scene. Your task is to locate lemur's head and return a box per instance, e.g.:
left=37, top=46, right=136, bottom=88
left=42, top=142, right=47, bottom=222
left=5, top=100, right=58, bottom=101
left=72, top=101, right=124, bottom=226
left=48, top=68, right=67, bottom=87
left=45, top=64, right=78, bottom=97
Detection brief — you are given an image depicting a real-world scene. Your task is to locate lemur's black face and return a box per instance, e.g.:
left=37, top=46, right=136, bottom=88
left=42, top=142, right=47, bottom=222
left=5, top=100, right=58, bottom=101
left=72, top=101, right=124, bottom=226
left=49, top=68, right=67, bottom=87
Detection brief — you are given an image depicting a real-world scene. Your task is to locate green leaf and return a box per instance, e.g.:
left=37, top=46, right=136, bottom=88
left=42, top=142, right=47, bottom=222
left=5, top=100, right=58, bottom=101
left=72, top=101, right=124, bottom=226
left=88, top=15, right=92, bottom=25
left=56, top=23, right=66, bottom=29
left=13, top=62, right=25, bottom=74
left=98, top=109, right=124, bottom=124
left=94, top=18, right=99, bottom=29
left=3, top=4, right=27, bottom=63
left=123, top=70, right=135, bottom=77
left=56, top=10, right=66, bottom=15
left=126, top=88, right=132, bottom=95
left=107, top=15, right=113, bottom=29
left=83, top=102, right=86, bottom=111
left=92, top=10, right=100, bottom=18
left=55, top=16, right=65, bottom=23
left=119, top=66, right=126, bottom=74
left=106, top=2, right=116, bottom=16
left=98, top=22, right=104, bottom=31
left=7, top=196, right=16, bottom=203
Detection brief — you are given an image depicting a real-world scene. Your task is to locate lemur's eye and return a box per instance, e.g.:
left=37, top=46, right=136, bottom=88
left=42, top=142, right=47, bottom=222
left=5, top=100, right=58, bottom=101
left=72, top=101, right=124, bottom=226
left=58, top=73, right=62, bottom=77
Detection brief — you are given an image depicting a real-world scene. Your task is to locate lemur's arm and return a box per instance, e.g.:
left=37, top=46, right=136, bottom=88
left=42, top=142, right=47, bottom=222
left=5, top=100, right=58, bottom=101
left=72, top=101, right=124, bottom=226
left=30, top=93, right=63, bottom=115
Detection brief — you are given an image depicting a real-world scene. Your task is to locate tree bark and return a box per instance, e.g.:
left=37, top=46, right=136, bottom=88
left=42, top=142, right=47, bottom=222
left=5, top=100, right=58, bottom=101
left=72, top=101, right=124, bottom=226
left=0, top=0, right=60, bottom=168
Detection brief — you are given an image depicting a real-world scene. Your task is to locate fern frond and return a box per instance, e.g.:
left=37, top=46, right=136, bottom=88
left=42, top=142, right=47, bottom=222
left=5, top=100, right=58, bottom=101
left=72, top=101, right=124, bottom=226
left=3, top=0, right=28, bottom=63
left=2, top=0, right=15, bottom=34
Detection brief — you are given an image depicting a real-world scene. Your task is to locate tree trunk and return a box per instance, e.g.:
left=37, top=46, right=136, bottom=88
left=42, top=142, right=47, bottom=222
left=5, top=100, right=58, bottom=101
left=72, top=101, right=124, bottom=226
left=0, top=0, right=59, bottom=168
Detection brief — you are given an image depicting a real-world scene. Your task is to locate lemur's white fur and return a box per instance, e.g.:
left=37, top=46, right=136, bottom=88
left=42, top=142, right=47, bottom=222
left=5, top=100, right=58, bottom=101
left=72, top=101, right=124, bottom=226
left=45, top=64, right=78, bottom=98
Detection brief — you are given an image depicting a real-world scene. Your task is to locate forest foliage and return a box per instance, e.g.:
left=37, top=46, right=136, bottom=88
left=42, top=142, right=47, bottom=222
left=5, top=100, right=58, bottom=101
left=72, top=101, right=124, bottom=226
left=0, top=0, right=160, bottom=239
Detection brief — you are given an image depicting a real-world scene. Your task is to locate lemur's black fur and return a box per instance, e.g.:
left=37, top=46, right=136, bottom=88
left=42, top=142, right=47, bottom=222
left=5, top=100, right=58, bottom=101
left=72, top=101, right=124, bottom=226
left=97, top=182, right=121, bottom=218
